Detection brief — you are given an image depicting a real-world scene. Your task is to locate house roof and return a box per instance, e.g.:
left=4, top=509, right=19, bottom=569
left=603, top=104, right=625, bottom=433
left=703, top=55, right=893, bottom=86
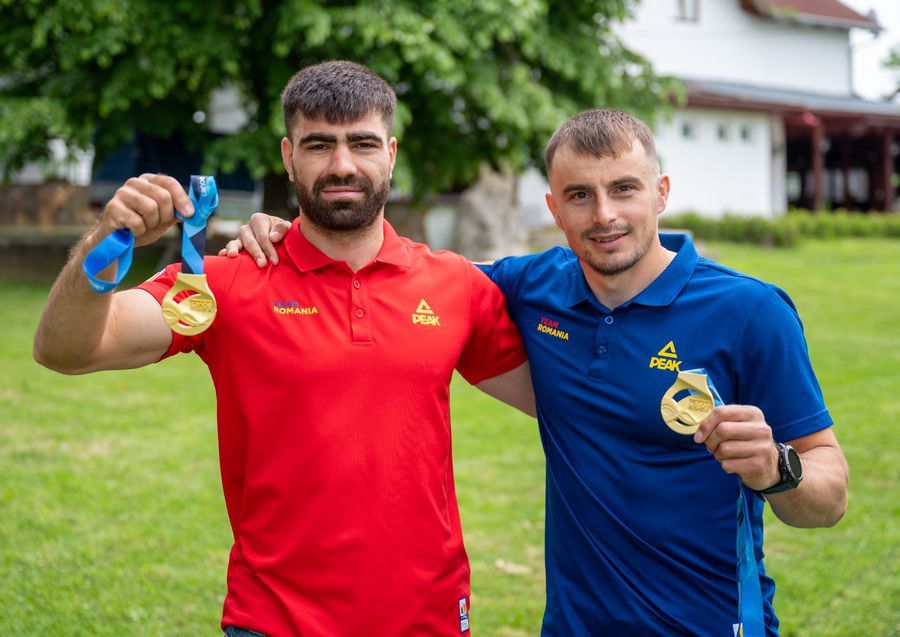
left=684, top=79, right=900, bottom=126
left=740, top=0, right=881, bottom=32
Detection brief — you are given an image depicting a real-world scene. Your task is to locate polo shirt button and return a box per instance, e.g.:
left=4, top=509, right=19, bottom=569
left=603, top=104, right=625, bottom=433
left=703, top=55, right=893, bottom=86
left=597, top=345, right=607, bottom=355
left=605, top=316, right=614, bottom=324
left=352, top=280, right=361, bottom=289
left=355, top=309, right=364, bottom=318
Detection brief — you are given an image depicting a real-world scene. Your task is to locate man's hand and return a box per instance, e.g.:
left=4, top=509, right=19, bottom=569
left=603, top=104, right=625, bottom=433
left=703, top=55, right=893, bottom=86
left=97, top=174, right=194, bottom=248
left=218, top=213, right=291, bottom=267
left=693, top=404, right=780, bottom=491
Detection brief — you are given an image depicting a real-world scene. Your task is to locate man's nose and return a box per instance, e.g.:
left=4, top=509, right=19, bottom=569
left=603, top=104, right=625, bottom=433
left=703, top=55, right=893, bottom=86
left=328, top=144, right=358, bottom=178
left=590, top=195, right=617, bottom=226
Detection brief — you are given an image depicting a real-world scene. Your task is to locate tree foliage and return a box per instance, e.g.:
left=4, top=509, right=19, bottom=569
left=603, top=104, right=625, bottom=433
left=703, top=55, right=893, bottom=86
left=0, top=0, right=679, bottom=197
left=887, top=46, right=900, bottom=96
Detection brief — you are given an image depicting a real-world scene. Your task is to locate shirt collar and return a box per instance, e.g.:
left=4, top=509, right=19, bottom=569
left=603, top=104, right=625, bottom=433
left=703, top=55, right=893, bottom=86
left=283, top=217, right=412, bottom=272
left=630, top=233, right=697, bottom=307
left=563, top=232, right=698, bottom=309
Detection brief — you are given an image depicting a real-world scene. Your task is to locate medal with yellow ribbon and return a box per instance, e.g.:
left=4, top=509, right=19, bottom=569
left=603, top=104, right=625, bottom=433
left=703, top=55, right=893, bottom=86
left=161, top=175, right=218, bottom=336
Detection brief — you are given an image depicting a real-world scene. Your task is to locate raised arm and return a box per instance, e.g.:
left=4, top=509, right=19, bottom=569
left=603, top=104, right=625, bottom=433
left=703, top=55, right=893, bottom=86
left=33, top=174, right=192, bottom=374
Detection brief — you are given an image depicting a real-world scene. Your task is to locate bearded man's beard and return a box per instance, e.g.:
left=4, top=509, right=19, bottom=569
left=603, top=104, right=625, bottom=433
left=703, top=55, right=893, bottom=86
left=296, top=173, right=391, bottom=233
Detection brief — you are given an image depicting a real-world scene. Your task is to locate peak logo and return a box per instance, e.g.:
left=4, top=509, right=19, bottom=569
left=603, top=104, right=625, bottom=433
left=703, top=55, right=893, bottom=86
left=649, top=340, right=681, bottom=371
left=412, top=299, right=441, bottom=326
left=273, top=300, right=319, bottom=316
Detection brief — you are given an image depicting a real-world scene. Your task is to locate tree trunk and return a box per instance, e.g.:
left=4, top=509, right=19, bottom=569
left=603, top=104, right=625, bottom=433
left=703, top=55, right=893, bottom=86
left=454, top=164, right=528, bottom=261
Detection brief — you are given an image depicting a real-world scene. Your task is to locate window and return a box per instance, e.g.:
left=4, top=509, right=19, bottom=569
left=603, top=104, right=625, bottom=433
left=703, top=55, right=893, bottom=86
left=681, top=122, right=695, bottom=139
left=740, top=125, right=752, bottom=142
left=717, top=124, right=729, bottom=141
left=676, top=0, right=700, bottom=22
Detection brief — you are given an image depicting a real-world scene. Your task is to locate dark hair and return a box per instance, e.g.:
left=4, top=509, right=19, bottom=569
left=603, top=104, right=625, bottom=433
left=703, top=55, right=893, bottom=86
left=544, top=108, right=658, bottom=173
left=281, top=61, right=397, bottom=138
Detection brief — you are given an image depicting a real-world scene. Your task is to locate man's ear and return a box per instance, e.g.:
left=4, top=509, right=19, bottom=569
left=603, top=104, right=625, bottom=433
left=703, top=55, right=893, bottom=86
left=388, top=136, right=397, bottom=176
left=656, top=174, right=671, bottom=214
left=281, top=137, right=294, bottom=182
left=545, top=192, right=563, bottom=231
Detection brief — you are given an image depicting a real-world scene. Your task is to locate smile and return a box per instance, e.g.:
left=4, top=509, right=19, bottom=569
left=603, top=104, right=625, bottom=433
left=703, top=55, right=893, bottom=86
left=588, top=232, right=628, bottom=246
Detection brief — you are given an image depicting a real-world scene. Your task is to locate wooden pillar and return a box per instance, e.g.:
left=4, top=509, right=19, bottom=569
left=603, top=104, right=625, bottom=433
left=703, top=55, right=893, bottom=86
left=811, top=122, right=825, bottom=211
left=841, top=135, right=851, bottom=209
left=883, top=131, right=896, bottom=211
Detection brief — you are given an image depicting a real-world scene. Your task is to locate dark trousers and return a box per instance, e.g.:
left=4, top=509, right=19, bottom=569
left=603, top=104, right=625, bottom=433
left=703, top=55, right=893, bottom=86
left=224, top=626, right=267, bottom=637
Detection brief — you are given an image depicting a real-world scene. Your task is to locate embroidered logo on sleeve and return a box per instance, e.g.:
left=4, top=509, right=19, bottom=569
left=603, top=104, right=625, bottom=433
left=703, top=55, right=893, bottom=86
left=648, top=340, right=682, bottom=371
left=412, top=299, right=441, bottom=326
left=458, top=596, right=470, bottom=633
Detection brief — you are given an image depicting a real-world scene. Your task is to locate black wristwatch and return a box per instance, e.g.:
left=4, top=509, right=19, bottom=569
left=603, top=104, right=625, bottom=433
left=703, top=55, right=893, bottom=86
left=758, top=442, right=803, bottom=495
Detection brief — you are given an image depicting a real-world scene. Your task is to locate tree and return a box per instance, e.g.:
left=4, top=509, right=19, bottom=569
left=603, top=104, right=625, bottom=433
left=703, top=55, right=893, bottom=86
left=887, top=46, right=900, bottom=98
left=0, top=0, right=678, bottom=210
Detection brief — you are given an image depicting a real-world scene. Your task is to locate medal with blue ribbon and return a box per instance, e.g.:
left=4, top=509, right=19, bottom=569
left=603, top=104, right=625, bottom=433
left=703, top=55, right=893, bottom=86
left=660, top=369, right=766, bottom=637
left=161, top=175, right=218, bottom=336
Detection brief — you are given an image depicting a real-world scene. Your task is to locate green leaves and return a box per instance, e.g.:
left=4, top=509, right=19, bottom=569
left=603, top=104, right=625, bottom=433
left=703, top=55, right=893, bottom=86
left=0, top=0, right=678, bottom=197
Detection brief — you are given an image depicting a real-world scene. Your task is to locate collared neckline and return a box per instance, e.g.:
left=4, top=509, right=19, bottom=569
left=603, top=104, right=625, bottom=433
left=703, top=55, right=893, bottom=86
left=283, top=217, right=412, bottom=272
left=563, top=233, right=698, bottom=309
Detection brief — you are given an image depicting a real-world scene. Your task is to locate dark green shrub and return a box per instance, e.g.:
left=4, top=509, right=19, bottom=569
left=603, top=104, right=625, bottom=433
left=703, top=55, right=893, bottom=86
left=661, top=210, right=898, bottom=247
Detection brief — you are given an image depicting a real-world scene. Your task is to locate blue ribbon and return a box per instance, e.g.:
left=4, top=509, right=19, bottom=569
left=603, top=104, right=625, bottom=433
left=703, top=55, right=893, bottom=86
left=687, top=369, right=766, bottom=637
left=178, top=176, right=218, bottom=275
left=82, top=176, right=217, bottom=293
left=82, top=228, right=135, bottom=293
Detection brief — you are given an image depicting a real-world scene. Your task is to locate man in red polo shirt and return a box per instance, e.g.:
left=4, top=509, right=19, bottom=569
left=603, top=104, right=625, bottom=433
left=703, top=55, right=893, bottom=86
left=33, top=61, right=532, bottom=637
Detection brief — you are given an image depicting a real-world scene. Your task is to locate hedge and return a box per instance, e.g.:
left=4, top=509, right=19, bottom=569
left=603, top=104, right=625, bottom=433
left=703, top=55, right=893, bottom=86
left=659, top=210, right=900, bottom=247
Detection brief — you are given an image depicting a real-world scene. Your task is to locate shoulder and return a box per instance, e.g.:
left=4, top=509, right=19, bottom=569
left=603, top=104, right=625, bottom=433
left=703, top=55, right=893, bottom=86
left=490, top=246, right=577, bottom=282
left=692, top=257, right=797, bottom=312
left=687, top=258, right=802, bottom=342
left=398, top=236, right=462, bottom=263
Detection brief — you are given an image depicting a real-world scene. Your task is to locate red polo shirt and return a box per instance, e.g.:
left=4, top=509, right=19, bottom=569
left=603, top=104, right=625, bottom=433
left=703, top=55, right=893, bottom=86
left=139, top=219, right=526, bottom=636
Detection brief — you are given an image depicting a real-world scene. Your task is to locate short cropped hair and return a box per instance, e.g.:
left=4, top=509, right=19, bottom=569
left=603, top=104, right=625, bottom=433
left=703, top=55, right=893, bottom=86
left=544, top=108, right=658, bottom=173
left=281, top=61, right=397, bottom=138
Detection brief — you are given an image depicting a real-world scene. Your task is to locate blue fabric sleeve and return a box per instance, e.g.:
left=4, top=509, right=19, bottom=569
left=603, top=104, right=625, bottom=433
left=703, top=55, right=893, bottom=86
left=475, top=256, right=526, bottom=307
left=734, top=285, right=833, bottom=442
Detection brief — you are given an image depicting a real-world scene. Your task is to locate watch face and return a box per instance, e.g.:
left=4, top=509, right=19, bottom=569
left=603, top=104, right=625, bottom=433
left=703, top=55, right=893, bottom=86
left=785, top=447, right=803, bottom=479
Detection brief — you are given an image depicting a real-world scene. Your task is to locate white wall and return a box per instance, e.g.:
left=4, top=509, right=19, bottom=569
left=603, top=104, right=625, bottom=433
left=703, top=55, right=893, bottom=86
left=11, top=139, right=95, bottom=186
left=618, top=0, right=853, bottom=96
left=656, top=108, right=776, bottom=217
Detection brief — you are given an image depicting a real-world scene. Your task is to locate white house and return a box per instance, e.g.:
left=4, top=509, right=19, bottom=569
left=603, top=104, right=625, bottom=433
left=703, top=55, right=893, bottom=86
left=615, top=0, right=899, bottom=215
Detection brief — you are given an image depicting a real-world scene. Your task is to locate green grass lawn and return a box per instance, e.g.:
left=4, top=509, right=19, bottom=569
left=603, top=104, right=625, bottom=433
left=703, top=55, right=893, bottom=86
left=1, top=239, right=897, bottom=635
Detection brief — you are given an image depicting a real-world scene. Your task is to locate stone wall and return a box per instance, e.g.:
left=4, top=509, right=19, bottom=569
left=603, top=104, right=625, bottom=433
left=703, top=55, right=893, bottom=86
left=0, top=182, right=95, bottom=227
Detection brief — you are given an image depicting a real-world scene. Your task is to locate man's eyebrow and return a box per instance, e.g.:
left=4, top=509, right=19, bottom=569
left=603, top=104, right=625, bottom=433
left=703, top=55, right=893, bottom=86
left=298, top=133, right=338, bottom=145
left=346, top=131, right=383, bottom=144
left=562, top=183, right=595, bottom=195
left=608, top=176, right=643, bottom=189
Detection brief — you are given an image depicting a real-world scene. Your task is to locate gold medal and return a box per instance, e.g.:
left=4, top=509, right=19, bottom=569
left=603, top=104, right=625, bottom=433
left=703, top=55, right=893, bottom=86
left=161, top=272, right=217, bottom=336
left=660, top=370, right=715, bottom=435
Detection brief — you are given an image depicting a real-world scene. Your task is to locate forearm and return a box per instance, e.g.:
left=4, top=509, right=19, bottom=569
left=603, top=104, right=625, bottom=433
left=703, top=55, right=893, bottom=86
left=766, top=445, right=849, bottom=528
left=475, top=362, right=537, bottom=417
left=34, top=229, right=117, bottom=373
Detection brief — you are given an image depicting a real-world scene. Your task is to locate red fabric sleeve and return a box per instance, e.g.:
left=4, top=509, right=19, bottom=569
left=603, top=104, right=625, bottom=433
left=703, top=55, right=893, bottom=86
left=136, top=262, right=203, bottom=360
left=136, top=255, right=242, bottom=360
left=456, top=262, right=527, bottom=385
